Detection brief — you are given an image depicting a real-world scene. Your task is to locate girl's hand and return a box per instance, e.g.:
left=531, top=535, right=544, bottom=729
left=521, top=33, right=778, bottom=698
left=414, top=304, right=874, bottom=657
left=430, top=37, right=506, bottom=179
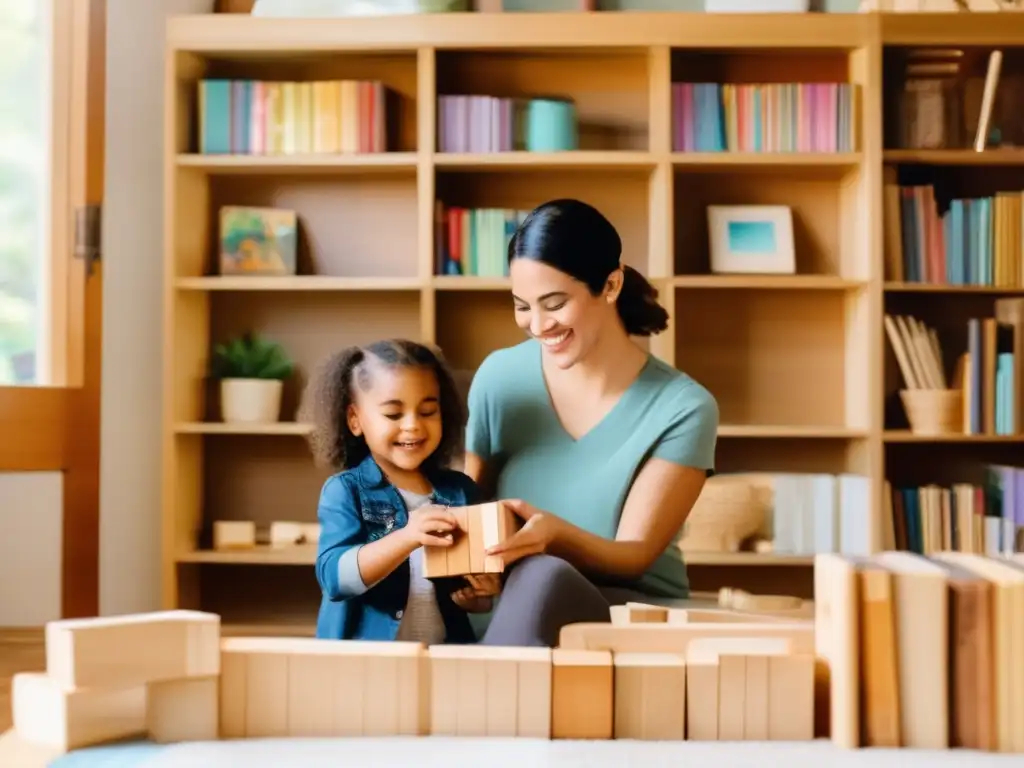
left=450, top=586, right=493, bottom=613
left=485, top=499, right=563, bottom=566
left=401, top=504, right=458, bottom=548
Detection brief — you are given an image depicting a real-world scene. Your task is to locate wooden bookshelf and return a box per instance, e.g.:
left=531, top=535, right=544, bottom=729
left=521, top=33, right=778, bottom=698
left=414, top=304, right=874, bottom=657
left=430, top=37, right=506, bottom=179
left=162, top=12, right=1020, bottom=629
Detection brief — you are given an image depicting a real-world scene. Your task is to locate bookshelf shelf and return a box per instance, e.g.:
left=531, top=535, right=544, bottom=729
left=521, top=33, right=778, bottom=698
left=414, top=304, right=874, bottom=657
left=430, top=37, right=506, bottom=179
left=670, top=275, right=864, bottom=290
left=176, top=276, right=424, bottom=291
left=174, top=422, right=313, bottom=435
left=168, top=12, right=1021, bottom=624
left=434, top=152, right=656, bottom=170
left=883, top=430, right=1023, bottom=444
left=178, top=546, right=317, bottom=565
left=883, top=149, right=1024, bottom=167
left=175, top=152, right=419, bottom=174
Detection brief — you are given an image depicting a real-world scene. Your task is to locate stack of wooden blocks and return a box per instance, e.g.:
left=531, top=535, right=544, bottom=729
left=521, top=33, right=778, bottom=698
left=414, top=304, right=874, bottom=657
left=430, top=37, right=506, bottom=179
left=817, top=550, right=1024, bottom=753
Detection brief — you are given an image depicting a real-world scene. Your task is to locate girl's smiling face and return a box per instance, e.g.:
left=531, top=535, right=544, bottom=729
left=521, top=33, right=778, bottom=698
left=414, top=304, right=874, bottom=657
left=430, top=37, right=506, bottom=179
left=346, top=362, right=443, bottom=476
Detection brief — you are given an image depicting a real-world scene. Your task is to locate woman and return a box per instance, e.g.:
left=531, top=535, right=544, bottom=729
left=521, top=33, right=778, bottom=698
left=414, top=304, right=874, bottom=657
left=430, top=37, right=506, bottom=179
left=461, top=198, right=719, bottom=647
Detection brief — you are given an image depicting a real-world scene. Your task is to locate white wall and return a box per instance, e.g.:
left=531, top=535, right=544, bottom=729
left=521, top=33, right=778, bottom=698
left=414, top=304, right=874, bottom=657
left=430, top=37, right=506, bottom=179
left=100, top=0, right=214, bottom=616
left=0, top=473, right=63, bottom=626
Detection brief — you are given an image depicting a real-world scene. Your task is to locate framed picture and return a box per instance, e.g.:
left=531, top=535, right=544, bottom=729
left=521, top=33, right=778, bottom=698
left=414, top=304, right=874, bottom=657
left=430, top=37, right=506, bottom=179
left=707, top=205, right=796, bottom=275
left=219, top=206, right=298, bottom=276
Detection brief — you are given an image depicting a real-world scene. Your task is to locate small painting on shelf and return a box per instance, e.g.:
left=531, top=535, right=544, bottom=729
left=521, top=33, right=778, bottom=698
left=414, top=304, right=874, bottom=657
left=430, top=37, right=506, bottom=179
left=707, top=205, right=796, bottom=275
left=219, top=206, right=298, bottom=276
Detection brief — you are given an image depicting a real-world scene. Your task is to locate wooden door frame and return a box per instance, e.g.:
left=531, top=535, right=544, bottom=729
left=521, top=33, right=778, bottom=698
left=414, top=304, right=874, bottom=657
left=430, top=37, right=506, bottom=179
left=0, top=0, right=105, bottom=619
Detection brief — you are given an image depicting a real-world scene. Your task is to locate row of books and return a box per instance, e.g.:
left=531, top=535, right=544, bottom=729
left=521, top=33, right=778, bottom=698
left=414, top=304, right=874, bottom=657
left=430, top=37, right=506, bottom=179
left=436, top=95, right=577, bottom=154
left=817, top=549, right=1024, bottom=750
left=885, top=474, right=1023, bottom=559
left=197, top=79, right=388, bottom=156
left=671, top=82, right=858, bottom=154
left=433, top=203, right=528, bottom=277
left=885, top=184, right=1024, bottom=286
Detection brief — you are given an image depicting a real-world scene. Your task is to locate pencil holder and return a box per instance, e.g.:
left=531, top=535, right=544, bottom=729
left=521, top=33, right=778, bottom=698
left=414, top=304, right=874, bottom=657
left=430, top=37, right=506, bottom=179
left=899, top=389, right=963, bottom=436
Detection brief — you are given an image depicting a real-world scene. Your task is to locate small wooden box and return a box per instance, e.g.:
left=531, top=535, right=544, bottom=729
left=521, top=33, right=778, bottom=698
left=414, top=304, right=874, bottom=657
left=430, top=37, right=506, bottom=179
left=423, top=501, right=520, bottom=580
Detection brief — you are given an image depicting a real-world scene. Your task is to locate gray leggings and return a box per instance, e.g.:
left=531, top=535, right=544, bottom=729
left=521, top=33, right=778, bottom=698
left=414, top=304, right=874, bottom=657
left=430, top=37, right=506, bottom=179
left=479, top=554, right=649, bottom=647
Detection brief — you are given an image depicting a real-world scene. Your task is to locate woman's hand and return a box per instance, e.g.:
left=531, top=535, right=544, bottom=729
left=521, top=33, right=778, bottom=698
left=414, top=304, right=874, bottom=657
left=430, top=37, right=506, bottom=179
left=485, top=499, right=563, bottom=566
left=450, top=574, right=500, bottom=613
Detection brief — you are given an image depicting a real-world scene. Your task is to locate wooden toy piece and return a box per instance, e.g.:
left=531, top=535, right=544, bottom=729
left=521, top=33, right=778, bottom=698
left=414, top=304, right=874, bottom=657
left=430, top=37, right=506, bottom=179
left=147, top=676, right=219, bottom=743
left=301, top=522, right=321, bottom=544
left=813, top=553, right=860, bottom=747
left=0, top=729, right=62, bottom=768
left=873, top=551, right=950, bottom=750
left=767, top=653, right=815, bottom=741
left=625, top=602, right=669, bottom=623
left=213, top=520, right=256, bottom=550
left=685, top=636, right=795, bottom=742
left=612, top=653, right=685, bottom=740
left=219, top=637, right=427, bottom=739
left=684, top=642, right=719, bottom=740
left=45, top=610, right=220, bottom=690
left=269, top=521, right=306, bottom=547
left=551, top=649, right=613, bottom=740
left=427, top=645, right=551, bottom=737
left=423, top=501, right=521, bottom=579
left=934, top=551, right=1024, bottom=753
left=11, top=672, right=147, bottom=752
left=558, top=621, right=815, bottom=656
left=856, top=560, right=902, bottom=749
left=668, top=608, right=803, bottom=625
left=718, top=588, right=806, bottom=614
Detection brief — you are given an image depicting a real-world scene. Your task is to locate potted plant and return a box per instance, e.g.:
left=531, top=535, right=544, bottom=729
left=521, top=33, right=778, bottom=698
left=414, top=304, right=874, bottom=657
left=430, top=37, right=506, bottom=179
left=211, top=333, right=294, bottom=424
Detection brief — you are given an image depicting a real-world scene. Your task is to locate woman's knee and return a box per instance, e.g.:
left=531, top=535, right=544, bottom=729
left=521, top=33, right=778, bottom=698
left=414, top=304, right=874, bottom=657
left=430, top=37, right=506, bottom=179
left=504, top=554, right=589, bottom=593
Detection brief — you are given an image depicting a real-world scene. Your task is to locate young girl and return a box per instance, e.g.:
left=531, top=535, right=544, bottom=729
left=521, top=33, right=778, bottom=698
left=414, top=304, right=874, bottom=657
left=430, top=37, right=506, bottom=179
left=301, top=339, right=497, bottom=643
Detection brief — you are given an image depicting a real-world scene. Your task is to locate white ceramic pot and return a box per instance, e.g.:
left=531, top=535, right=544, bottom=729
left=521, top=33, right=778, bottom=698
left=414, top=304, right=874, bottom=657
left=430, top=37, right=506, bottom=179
left=220, top=378, right=283, bottom=424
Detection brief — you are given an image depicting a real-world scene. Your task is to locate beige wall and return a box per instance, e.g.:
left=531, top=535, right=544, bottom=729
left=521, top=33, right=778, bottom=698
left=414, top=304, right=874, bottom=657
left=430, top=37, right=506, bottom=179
left=99, top=0, right=214, bottom=616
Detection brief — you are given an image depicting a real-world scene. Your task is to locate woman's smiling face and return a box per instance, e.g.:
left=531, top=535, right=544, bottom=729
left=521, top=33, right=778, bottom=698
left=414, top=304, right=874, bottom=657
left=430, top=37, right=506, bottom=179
left=510, top=258, right=615, bottom=370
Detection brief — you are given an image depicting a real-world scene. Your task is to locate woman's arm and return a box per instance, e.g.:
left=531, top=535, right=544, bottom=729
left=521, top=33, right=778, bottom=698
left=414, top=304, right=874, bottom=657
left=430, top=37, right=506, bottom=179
left=494, top=460, right=706, bottom=580
left=548, top=459, right=706, bottom=579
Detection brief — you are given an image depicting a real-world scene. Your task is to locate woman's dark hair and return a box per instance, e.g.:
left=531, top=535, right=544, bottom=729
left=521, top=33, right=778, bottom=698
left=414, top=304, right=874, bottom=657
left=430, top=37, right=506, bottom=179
left=507, top=198, right=669, bottom=337
left=299, top=339, right=465, bottom=472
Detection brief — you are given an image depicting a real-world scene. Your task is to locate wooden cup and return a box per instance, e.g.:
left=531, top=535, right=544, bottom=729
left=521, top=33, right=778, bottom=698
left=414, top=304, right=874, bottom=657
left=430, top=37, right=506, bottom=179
left=899, top=389, right=963, bottom=436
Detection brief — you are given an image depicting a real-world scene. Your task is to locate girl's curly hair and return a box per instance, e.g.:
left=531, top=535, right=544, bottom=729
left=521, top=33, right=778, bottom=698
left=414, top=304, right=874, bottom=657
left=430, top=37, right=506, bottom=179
left=298, top=339, right=465, bottom=472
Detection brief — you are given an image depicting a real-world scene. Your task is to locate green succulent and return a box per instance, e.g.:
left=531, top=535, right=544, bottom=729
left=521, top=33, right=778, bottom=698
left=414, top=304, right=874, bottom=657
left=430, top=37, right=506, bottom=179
left=211, top=333, right=294, bottom=380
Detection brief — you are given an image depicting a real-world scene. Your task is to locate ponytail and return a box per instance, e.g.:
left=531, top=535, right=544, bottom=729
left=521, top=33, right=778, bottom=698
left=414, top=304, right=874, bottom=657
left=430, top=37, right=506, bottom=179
left=616, top=265, right=669, bottom=337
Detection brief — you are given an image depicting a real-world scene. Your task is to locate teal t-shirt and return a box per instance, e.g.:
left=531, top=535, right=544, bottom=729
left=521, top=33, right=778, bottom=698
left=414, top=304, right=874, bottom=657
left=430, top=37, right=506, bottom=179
left=465, top=339, right=719, bottom=598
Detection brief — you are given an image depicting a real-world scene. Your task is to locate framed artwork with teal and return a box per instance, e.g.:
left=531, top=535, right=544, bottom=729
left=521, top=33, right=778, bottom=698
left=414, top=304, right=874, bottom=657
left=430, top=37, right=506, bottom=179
left=219, top=206, right=298, bottom=276
left=707, top=205, right=796, bottom=275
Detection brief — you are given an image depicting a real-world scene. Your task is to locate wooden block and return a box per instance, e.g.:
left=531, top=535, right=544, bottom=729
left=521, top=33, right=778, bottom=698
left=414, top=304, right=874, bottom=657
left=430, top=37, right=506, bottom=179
left=875, top=551, right=949, bottom=750
left=425, top=502, right=521, bottom=579
left=717, top=654, right=746, bottom=740
left=551, top=649, right=613, bottom=739
left=668, top=608, right=799, bottom=625
left=516, top=648, right=552, bottom=738
left=147, top=676, right=218, bottom=743
left=613, top=653, right=685, bottom=740
left=301, top=522, right=321, bottom=544
left=743, top=655, right=769, bottom=740
left=218, top=646, right=247, bottom=739
left=45, top=610, right=220, bottom=689
left=428, top=645, right=550, bottom=738
left=12, top=672, right=146, bottom=752
left=213, top=520, right=256, bottom=549
left=0, top=728, right=62, bottom=768
left=685, top=644, right=719, bottom=740
left=287, top=653, right=338, bottom=737
left=767, top=654, right=814, bottom=741
left=934, top=552, right=1024, bottom=753
left=857, top=562, right=901, bottom=748
left=558, top=622, right=814, bottom=656
left=625, top=602, right=669, bottom=623
left=221, top=636, right=425, bottom=738
left=269, top=521, right=305, bottom=547
left=814, top=553, right=860, bottom=747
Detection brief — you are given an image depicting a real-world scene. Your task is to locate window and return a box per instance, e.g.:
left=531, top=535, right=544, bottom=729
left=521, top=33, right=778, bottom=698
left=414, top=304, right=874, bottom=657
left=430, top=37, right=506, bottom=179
left=0, top=0, right=50, bottom=385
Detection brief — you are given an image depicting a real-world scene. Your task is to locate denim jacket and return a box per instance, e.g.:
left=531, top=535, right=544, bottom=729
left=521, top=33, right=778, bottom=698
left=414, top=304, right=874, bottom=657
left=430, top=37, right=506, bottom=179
left=314, top=454, right=481, bottom=643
